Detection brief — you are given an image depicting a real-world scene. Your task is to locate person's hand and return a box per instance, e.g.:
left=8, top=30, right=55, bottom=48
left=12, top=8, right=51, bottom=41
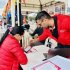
left=34, top=34, right=38, bottom=39
left=30, top=38, right=38, bottom=44
left=48, top=48, right=56, bottom=55
left=30, top=39, right=35, bottom=44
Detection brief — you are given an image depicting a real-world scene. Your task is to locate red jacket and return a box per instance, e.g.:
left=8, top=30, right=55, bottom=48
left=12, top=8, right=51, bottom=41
left=0, top=34, right=28, bottom=70
left=39, top=28, right=52, bottom=41
left=38, top=14, right=70, bottom=45
left=57, top=14, right=70, bottom=45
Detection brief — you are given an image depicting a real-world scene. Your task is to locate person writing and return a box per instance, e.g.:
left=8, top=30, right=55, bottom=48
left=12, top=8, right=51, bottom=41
left=30, top=13, right=54, bottom=47
left=0, top=26, right=28, bottom=70
left=30, top=19, right=46, bottom=45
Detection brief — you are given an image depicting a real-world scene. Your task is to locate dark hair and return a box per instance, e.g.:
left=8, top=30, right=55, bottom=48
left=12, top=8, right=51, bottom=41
left=0, top=26, right=24, bottom=46
left=35, top=11, right=51, bottom=21
left=10, top=26, right=24, bottom=35
left=24, top=24, right=30, bottom=30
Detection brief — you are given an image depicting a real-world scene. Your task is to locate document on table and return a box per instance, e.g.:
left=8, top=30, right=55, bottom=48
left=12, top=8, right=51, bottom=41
left=32, top=61, right=61, bottom=70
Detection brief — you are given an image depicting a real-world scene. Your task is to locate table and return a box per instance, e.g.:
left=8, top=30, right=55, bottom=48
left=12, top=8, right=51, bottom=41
left=21, top=55, right=70, bottom=70
left=45, top=55, right=70, bottom=70
left=31, top=55, right=70, bottom=70
left=21, top=44, right=70, bottom=70
left=21, top=45, right=50, bottom=70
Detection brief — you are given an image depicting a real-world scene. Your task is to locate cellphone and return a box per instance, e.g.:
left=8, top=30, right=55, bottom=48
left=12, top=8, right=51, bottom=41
left=24, top=46, right=31, bottom=53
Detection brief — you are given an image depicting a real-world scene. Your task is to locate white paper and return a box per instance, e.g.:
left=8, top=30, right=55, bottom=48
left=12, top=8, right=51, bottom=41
left=32, top=61, right=60, bottom=70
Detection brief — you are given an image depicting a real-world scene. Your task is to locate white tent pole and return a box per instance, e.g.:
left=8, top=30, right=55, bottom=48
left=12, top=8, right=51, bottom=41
left=62, top=0, right=68, bottom=14
left=17, top=0, right=20, bottom=26
left=11, top=0, right=15, bottom=27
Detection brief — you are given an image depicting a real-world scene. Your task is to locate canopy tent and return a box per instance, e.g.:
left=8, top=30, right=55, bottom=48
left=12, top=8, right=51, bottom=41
left=21, top=0, right=55, bottom=14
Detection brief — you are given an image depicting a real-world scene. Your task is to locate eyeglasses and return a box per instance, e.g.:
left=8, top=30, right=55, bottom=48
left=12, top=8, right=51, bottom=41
left=36, top=19, right=44, bottom=25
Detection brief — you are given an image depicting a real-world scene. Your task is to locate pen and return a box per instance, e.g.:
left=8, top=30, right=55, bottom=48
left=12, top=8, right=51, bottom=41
left=42, top=59, right=47, bottom=61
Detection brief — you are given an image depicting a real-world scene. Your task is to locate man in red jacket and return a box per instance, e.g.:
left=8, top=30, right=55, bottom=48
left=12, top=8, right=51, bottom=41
left=31, top=11, right=70, bottom=48
left=30, top=17, right=53, bottom=46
